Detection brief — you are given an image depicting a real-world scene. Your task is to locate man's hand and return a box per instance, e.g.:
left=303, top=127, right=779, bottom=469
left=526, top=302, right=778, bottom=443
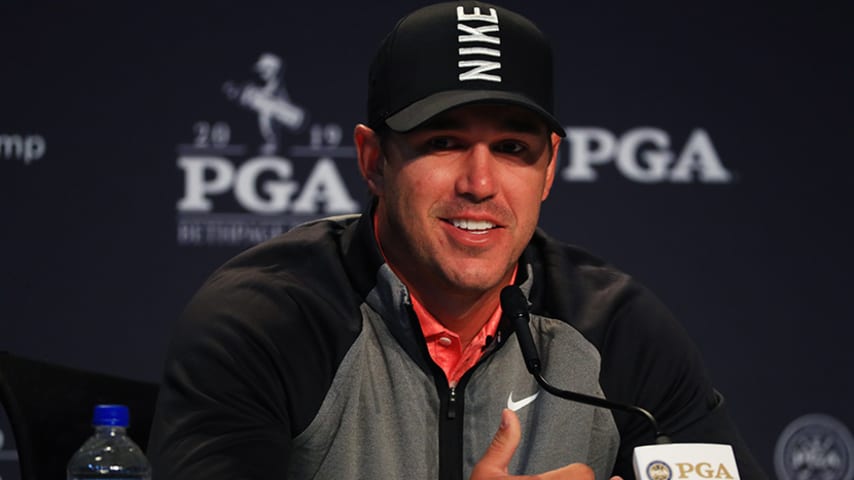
left=470, top=409, right=623, bottom=480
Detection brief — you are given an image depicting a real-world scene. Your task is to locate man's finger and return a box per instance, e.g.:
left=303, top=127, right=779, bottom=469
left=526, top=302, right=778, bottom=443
left=472, top=408, right=522, bottom=476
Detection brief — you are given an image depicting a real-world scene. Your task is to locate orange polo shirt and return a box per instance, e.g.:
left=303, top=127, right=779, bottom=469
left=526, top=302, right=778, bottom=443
left=409, top=282, right=512, bottom=387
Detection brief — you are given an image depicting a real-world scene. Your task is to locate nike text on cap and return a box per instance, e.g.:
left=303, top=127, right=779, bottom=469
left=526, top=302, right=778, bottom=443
left=367, top=1, right=565, bottom=137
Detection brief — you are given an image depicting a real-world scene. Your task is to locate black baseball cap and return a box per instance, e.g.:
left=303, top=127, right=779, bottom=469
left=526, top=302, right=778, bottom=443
left=367, top=1, right=565, bottom=137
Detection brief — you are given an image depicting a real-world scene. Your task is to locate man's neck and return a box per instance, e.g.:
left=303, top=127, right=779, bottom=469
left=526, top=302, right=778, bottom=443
left=410, top=286, right=503, bottom=347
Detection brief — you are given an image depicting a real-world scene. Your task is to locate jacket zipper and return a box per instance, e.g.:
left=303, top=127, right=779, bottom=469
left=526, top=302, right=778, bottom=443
left=435, top=326, right=509, bottom=479
left=437, top=375, right=464, bottom=480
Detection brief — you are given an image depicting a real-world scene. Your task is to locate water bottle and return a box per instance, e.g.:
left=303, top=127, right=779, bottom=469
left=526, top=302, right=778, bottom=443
left=67, top=404, right=151, bottom=480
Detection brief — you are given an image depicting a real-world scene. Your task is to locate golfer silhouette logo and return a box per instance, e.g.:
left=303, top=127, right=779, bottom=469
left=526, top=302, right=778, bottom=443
left=223, top=53, right=308, bottom=154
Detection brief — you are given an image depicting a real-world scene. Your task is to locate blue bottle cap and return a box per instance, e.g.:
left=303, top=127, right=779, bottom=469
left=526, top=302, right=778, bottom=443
left=92, top=404, right=130, bottom=427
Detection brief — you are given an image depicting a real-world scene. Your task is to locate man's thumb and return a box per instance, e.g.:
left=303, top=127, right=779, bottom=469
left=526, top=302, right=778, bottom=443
left=475, top=408, right=522, bottom=474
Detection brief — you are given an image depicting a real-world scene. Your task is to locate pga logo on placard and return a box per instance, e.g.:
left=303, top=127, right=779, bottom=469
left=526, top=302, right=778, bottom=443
left=634, top=444, right=740, bottom=480
left=643, top=460, right=736, bottom=480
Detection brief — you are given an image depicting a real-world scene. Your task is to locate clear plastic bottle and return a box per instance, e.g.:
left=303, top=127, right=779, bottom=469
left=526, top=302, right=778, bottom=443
left=66, top=404, right=152, bottom=480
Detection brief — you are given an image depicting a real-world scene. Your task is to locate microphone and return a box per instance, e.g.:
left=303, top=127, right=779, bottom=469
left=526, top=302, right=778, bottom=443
left=500, top=285, right=671, bottom=444
left=501, top=285, right=743, bottom=479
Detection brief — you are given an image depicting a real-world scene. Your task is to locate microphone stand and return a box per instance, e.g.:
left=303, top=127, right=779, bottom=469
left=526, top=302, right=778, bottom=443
left=531, top=370, right=670, bottom=444
left=501, top=285, right=671, bottom=445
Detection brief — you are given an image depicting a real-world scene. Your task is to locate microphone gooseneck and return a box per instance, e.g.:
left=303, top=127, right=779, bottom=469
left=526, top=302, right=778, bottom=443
left=500, top=285, right=671, bottom=444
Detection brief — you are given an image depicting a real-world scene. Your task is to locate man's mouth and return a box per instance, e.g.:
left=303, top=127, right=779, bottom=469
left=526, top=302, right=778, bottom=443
left=448, top=219, right=497, bottom=234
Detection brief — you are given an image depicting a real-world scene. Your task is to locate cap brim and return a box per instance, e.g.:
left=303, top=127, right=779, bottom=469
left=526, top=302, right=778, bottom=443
left=384, top=90, right=566, bottom=137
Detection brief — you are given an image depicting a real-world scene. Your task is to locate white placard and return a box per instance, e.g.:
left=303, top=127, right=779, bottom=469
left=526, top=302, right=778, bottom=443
left=632, top=443, right=740, bottom=480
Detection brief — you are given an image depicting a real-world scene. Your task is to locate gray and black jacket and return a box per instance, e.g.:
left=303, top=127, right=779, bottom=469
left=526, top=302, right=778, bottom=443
left=148, top=212, right=766, bottom=479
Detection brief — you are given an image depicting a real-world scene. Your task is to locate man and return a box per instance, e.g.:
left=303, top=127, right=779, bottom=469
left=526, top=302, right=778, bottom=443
left=148, top=2, right=766, bottom=479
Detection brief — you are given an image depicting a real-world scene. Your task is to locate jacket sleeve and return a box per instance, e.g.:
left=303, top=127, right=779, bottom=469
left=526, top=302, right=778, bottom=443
left=147, top=258, right=361, bottom=479
left=599, top=285, right=767, bottom=480
left=147, top=270, right=297, bottom=479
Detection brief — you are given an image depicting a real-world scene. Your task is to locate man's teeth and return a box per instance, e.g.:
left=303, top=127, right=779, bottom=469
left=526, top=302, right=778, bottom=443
left=451, top=219, right=495, bottom=232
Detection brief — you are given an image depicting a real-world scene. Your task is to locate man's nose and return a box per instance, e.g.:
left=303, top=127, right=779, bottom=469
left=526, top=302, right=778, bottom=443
left=455, top=143, right=498, bottom=202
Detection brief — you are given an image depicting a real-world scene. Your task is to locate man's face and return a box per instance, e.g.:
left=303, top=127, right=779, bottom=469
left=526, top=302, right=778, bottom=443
left=358, top=104, right=560, bottom=300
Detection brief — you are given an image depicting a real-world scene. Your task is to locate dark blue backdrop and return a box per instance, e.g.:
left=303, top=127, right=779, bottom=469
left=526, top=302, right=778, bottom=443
left=2, top=2, right=852, bottom=478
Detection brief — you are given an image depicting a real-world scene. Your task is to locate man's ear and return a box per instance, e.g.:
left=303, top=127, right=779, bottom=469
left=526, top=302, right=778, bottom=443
left=541, top=132, right=561, bottom=201
left=354, top=124, right=384, bottom=196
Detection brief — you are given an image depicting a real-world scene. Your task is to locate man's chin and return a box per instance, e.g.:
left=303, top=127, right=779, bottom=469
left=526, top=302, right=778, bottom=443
left=439, top=265, right=513, bottom=295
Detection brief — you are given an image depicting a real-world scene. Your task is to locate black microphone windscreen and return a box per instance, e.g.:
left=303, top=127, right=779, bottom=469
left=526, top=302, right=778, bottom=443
left=500, top=285, right=528, bottom=319
left=501, top=285, right=541, bottom=374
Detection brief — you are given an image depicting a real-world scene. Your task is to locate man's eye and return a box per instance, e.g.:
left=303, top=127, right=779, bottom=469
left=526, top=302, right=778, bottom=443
left=427, top=137, right=459, bottom=150
left=494, top=141, right=525, bottom=154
